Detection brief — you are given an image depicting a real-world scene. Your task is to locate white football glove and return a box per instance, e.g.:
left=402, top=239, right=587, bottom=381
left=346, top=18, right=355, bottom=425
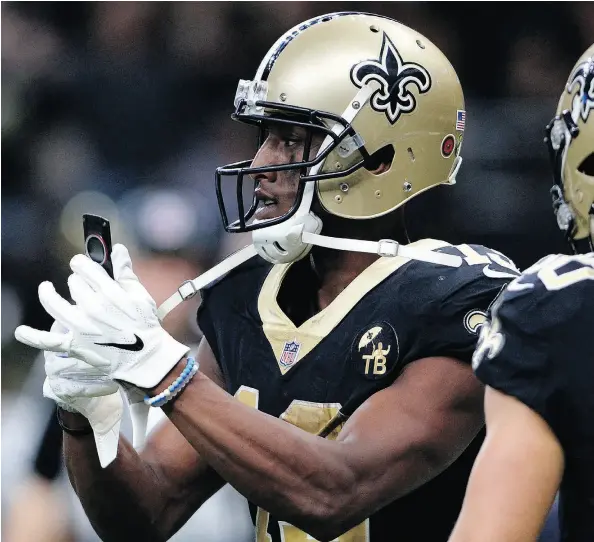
left=41, top=323, right=123, bottom=468
left=15, top=244, right=190, bottom=389
left=15, top=244, right=190, bottom=449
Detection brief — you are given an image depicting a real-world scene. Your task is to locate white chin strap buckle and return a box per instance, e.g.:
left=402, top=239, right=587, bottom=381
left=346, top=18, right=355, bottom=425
left=301, top=231, right=463, bottom=268
left=377, top=239, right=400, bottom=257
left=176, top=280, right=199, bottom=302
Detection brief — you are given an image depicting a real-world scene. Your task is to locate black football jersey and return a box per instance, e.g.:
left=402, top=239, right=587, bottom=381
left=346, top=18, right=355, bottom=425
left=473, top=253, right=594, bottom=542
left=198, top=239, right=519, bottom=541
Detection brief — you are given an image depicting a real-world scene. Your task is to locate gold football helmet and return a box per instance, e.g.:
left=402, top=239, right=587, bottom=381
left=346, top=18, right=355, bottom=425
left=545, top=44, right=594, bottom=253
left=216, top=12, right=465, bottom=264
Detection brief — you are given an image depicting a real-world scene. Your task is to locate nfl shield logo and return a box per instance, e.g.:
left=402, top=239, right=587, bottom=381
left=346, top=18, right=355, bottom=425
left=279, top=340, right=301, bottom=368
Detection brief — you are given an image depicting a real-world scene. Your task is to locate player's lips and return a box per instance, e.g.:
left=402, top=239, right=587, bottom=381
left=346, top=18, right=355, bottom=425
left=254, top=187, right=281, bottom=219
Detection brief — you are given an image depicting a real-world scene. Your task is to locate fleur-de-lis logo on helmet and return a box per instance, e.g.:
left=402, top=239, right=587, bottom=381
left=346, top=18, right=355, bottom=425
left=350, top=33, right=432, bottom=125
left=567, top=55, right=594, bottom=124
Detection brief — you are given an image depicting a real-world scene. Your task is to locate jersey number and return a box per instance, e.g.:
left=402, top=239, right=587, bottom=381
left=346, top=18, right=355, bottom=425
left=235, top=386, right=370, bottom=542
left=457, top=244, right=519, bottom=279
left=510, top=254, right=594, bottom=292
left=537, top=255, right=594, bottom=290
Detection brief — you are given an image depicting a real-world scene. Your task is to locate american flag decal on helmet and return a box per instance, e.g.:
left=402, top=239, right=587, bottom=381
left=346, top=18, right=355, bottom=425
left=456, top=110, right=466, bottom=131
left=279, top=340, right=301, bottom=368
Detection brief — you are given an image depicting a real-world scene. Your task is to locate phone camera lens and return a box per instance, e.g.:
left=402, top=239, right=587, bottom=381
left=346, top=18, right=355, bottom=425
left=86, top=235, right=106, bottom=264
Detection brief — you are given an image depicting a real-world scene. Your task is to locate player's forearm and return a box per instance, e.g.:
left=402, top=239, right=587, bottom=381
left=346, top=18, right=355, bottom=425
left=61, top=413, right=169, bottom=542
left=450, top=388, right=564, bottom=542
left=162, top=372, right=354, bottom=536
left=448, top=471, right=556, bottom=542
left=160, top=361, right=485, bottom=540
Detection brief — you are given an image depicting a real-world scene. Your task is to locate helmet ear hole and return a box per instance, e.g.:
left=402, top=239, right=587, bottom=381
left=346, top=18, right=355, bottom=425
left=364, top=144, right=395, bottom=174
left=578, top=153, right=594, bottom=176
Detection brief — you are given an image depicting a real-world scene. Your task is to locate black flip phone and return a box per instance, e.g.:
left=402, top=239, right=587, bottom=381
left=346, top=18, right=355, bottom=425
left=83, top=214, right=114, bottom=278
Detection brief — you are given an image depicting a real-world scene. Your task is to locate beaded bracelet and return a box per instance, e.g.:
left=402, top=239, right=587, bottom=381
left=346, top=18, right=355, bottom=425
left=144, top=357, right=199, bottom=408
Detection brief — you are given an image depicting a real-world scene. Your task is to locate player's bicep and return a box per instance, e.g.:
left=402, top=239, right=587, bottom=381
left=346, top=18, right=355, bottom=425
left=139, top=337, right=227, bottom=535
left=450, top=386, right=564, bottom=542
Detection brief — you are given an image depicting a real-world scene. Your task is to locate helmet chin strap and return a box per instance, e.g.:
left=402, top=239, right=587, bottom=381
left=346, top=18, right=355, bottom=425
left=158, top=83, right=464, bottom=322
left=301, top=231, right=462, bottom=267
left=157, top=244, right=258, bottom=321
left=250, top=164, right=462, bottom=267
left=251, top=80, right=463, bottom=268
left=157, top=222, right=463, bottom=322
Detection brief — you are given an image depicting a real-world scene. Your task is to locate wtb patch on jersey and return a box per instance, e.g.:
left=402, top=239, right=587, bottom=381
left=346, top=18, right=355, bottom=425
left=351, top=322, right=400, bottom=380
left=279, top=339, right=301, bottom=369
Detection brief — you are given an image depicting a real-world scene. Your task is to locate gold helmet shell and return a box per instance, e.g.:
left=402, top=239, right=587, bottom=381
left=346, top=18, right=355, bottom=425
left=262, top=12, right=465, bottom=219
left=217, top=12, right=465, bottom=234
left=546, top=44, right=594, bottom=250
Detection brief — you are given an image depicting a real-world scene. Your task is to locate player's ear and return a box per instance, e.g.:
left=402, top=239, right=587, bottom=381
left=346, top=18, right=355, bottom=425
left=364, top=145, right=395, bottom=175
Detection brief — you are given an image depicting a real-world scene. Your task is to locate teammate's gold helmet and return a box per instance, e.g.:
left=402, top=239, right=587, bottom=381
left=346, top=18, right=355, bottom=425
left=546, top=44, right=594, bottom=253
left=216, top=12, right=465, bottom=263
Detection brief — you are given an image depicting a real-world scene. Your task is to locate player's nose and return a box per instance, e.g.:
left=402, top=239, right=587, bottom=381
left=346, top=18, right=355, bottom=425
left=250, top=142, right=277, bottom=184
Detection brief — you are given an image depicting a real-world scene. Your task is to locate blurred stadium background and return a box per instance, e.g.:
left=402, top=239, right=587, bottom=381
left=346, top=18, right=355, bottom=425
left=2, top=2, right=592, bottom=541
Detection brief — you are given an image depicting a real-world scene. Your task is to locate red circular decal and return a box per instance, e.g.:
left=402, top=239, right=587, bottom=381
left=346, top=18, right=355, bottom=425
left=441, top=135, right=455, bottom=157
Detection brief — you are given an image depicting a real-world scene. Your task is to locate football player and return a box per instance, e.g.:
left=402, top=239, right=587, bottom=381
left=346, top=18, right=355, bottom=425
left=15, top=13, right=520, bottom=542
left=449, top=44, right=594, bottom=542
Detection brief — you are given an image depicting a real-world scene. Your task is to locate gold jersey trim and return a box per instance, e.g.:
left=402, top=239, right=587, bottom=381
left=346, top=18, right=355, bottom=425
left=258, top=238, right=452, bottom=374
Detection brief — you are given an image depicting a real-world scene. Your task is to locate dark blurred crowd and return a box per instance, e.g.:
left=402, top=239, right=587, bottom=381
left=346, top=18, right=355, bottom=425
left=3, top=2, right=594, bottom=357
left=1, top=3, right=592, bottom=540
